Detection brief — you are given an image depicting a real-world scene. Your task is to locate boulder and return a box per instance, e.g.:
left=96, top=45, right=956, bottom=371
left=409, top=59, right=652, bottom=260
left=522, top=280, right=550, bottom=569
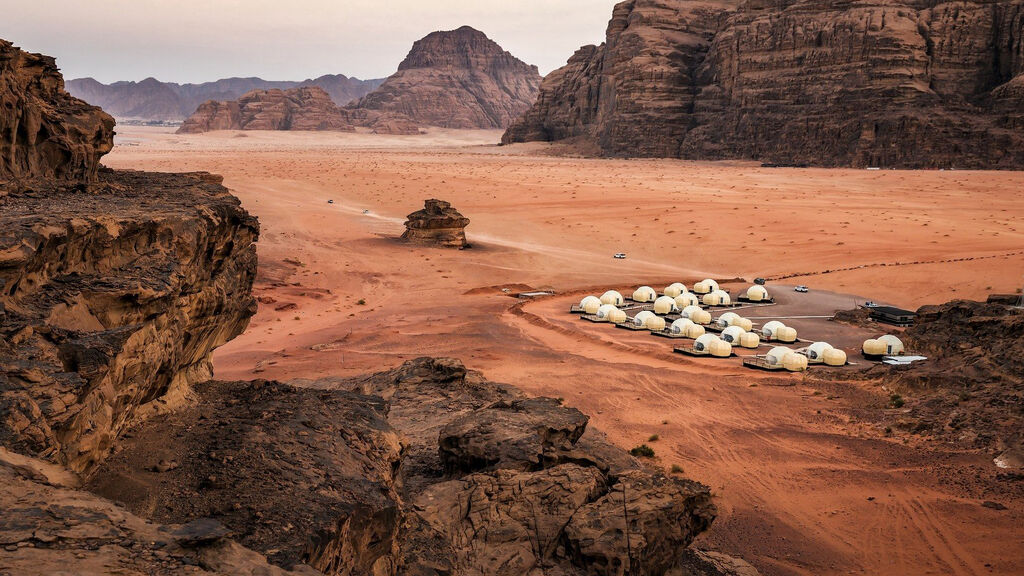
left=401, top=199, right=470, bottom=247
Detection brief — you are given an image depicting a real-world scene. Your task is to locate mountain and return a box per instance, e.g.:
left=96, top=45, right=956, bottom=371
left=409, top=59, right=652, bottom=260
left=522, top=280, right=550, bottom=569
left=347, top=26, right=542, bottom=131
left=502, top=0, right=1024, bottom=169
left=177, top=86, right=353, bottom=133
left=66, top=74, right=384, bottom=122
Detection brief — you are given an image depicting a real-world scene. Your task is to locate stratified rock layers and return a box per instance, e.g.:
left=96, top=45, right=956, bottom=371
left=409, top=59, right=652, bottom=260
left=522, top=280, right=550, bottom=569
left=0, top=170, right=259, bottom=474
left=503, top=0, right=1024, bottom=168
left=0, top=40, right=115, bottom=181
left=177, top=86, right=354, bottom=133
left=350, top=26, right=542, bottom=130
left=402, top=199, right=470, bottom=247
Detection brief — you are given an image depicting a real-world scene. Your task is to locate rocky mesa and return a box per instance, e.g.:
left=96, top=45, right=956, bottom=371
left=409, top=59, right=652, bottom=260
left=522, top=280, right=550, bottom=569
left=503, top=0, right=1024, bottom=168
left=348, top=26, right=542, bottom=132
left=178, top=86, right=354, bottom=133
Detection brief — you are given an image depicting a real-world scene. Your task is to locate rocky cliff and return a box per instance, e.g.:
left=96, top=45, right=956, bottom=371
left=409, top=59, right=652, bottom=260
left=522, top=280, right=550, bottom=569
left=503, top=0, right=1024, bottom=168
left=68, top=74, right=384, bottom=122
left=349, top=26, right=542, bottom=131
left=0, top=40, right=115, bottom=181
left=177, top=86, right=354, bottom=133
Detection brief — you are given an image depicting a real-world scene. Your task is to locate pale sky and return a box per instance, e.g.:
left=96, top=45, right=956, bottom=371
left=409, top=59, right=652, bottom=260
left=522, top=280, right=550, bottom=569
left=3, top=0, right=620, bottom=83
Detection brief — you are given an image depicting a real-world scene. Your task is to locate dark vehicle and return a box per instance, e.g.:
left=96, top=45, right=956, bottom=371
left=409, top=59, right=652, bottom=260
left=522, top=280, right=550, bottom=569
left=754, top=277, right=766, bottom=285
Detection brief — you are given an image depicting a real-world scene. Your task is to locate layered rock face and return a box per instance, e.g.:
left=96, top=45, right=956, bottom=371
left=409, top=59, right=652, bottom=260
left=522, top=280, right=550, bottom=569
left=177, top=86, right=354, bottom=133
left=349, top=26, right=542, bottom=131
left=68, top=74, right=384, bottom=122
left=89, top=357, right=732, bottom=576
left=401, top=199, right=470, bottom=247
left=0, top=169, right=259, bottom=474
left=504, top=0, right=1024, bottom=168
left=0, top=40, right=115, bottom=181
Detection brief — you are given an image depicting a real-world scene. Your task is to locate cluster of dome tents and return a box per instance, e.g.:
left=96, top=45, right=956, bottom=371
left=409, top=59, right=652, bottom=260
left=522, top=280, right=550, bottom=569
left=575, top=282, right=908, bottom=372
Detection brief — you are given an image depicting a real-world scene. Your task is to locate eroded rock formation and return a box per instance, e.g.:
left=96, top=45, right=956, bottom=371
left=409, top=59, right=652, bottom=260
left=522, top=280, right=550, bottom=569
left=178, top=86, right=354, bottom=133
left=0, top=169, right=259, bottom=474
left=89, top=357, right=728, bottom=576
left=0, top=40, right=115, bottom=181
left=401, top=199, right=470, bottom=247
left=348, top=26, right=542, bottom=131
left=503, top=0, right=1024, bottom=168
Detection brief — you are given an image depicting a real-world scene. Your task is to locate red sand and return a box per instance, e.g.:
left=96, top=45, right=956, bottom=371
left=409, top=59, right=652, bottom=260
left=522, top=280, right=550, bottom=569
left=107, top=126, right=1024, bottom=576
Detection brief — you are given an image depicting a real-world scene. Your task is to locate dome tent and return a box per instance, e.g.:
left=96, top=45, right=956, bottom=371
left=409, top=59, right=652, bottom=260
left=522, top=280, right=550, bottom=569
left=596, top=304, right=620, bottom=322
left=694, top=334, right=719, bottom=352
left=805, top=342, right=835, bottom=363
left=746, top=285, right=770, bottom=302
left=878, top=335, right=905, bottom=355
left=691, top=309, right=713, bottom=325
left=580, top=296, right=602, bottom=315
left=686, top=323, right=706, bottom=338
left=761, top=321, right=786, bottom=340
left=671, top=318, right=694, bottom=334
left=600, top=290, right=624, bottom=306
left=702, top=290, right=731, bottom=306
left=766, top=346, right=794, bottom=366
left=664, top=283, right=688, bottom=298
left=675, top=293, right=701, bottom=308
left=709, top=339, right=733, bottom=357
left=822, top=348, right=848, bottom=366
left=681, top=305, right=704, bottom=319
left=775, top=326, right=798, bottom=343
left=633, top=311, right=656, bottom=327
left=645, top=316, right=666, bottom=331
left=732, top=317, right=754, bottom=332
left=693, top=279, right=719, bottom=294
left=738, top=332, right=761, bottom=349
left=633, top=286, right=658, bottom=303
left=716, top=312, right=741, bottom=328
left=783, top=353, right=809, bottom=372
left=607, top=308, right=628, bottom=324
left=721, top=325, right=746, bottom=343
left=862, top=338, right=885, bottom=356
left=654, top=296, right=679, bottom=315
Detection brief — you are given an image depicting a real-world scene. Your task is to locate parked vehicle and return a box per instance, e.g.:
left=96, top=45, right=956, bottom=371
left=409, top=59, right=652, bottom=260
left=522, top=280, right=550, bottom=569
left=614, top=253, right=627, bottom=259
left=754, top=277, right=767, bottom=285
left=795, top=285, right=809, bottom=293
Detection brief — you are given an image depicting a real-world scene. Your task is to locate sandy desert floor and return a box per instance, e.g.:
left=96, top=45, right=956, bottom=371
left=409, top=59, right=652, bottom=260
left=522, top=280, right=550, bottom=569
left=107, top=126, right=1024, bottom=576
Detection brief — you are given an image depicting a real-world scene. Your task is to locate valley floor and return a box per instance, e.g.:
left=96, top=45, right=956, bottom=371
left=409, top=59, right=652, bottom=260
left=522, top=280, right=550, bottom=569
left=107, top=126, right=1024, bottom=576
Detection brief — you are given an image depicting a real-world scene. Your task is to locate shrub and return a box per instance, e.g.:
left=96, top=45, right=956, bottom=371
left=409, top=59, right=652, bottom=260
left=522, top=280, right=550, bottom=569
left=630, top=444, right=655, bottom=458
left=356, top=299, right=366, bottom=305
left=648, top=434, right=660, bottom=442
left=889, top=393, right=905, bottom=408
left=670, top=464, right=684, bottom=474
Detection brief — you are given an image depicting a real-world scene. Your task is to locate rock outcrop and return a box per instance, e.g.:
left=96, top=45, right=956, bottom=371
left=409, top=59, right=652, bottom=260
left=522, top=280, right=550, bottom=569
left=88, top=357, right=727, bottom=576
left=68, top=74, right=384, bottom=122
left=177, top=86, right=354, bottom=133
left=0, top=40, right=115, bottom=181
left=0, top=169, right=259, bottom=474
left=348, top=26, right=542, bottom=131
left=401, top=199, right=470, bottom=247
left=503, top=0, right=1024, bottom=168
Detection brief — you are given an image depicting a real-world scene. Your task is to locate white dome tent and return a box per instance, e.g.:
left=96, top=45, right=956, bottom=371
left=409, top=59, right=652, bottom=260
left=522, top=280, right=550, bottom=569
left=766, top=346, right=795, bottom=366
left=596, top=304, right=620, bottom=322
left=664, top=283, right=688, bottom=298
left=653, top=296, right=679, bottom=315
left=633, top=311, right=656, bottom=327
left=600, top=290, right=624, bottom=306
left=670, top=318, right=694, bottom=334
left=721, top=325, right=746, bottom=344
left=716, top=312, right=741, bottom=328
left=761, top=321, right=786, bottom=340
left=632, top=286, right=658, bottom=303
left=693, top=279, right=719, bottom=294
left=579, top=296, right=602, bottom=315
left=675, top=293, right=701, bottom=308
left=805, top=342, right=835, bottom=363
left=745, top=285, right=770, bottom=302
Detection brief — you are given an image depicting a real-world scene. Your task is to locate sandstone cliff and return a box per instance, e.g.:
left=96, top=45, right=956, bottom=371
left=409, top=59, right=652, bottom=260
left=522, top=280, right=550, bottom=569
left=68, top=74, right=384, bottom=122
left=177, top=86, right=354, bottom=133
left=349, top=26, right=542, bottom=130
left=503, top=0, right=1024, bottom=168
left=401, top=199, right=470, bottom=247
left=0, top=40, right=115, bottom=181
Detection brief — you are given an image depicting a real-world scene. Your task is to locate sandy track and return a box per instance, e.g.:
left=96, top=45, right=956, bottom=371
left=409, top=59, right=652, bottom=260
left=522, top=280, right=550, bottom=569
left=105, top=127, right=1024, bottom=576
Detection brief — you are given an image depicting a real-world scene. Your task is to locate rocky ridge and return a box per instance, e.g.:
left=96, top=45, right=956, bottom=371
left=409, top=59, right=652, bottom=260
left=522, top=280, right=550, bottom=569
left=67, top=74, right=384, bottom=122
left=347, top=26, right=542, bottom=131
left=177, top=86, right=354, bottom=133
left=503, top=0, right=1024, bottom=168
left=1, top=40, right=115, bottom=181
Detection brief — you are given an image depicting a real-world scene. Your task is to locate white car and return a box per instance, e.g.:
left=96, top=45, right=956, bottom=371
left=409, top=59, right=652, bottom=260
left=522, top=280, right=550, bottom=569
left=613, top=253, right=627, bottom=259
left=795, top=285, right=809, bottom=293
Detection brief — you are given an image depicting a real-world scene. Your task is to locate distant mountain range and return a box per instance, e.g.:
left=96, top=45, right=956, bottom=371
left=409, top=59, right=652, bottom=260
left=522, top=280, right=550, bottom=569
left=66, top=75, right=385, bottom=122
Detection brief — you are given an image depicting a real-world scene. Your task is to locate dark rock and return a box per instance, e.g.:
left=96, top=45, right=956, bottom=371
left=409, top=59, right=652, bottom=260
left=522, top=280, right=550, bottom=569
left=401, top=199, right=470, bottom=248
left=171, top=518, right=232, bottom=547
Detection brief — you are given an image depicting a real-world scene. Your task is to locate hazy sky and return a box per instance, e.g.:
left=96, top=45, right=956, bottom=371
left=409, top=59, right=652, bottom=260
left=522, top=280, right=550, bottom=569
left=3, top=0, right=620, bottom=83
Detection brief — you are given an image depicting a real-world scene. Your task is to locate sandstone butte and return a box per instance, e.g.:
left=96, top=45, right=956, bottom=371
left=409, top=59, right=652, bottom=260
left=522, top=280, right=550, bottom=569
left=502, top=0, right=1024, bottom=169
left=0, top=38, right=756, bottom=576
left=346, top=26, right=542, bottom=133
left=401, top=199, right=471, bottom=248
left=177, top=85, right=354, bottom=134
